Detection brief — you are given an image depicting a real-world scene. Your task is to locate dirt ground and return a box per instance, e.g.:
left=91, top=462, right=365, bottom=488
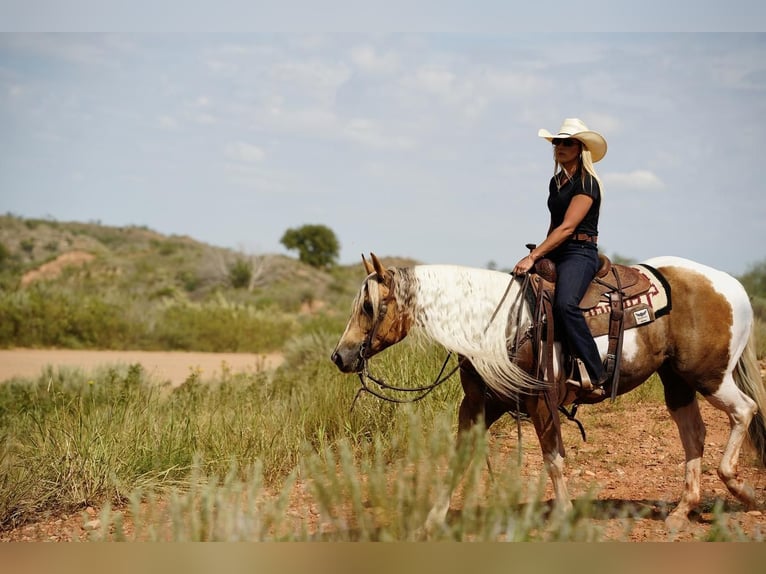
left=0, top=348, right=284, bottom=387
left=1, top=350, right=765, bottom=542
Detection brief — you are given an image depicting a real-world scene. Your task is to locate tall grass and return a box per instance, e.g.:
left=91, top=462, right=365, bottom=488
left=0, top=339, right=459, bottom=531
left=1, top=333, right=762, bottom=540
left=87, top=420, right=606, bottom=542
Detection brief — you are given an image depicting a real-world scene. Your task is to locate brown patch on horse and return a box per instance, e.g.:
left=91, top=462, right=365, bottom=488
left=370, top=270, right=414, bottom=353
left=654, top=265, right=733, bottom=406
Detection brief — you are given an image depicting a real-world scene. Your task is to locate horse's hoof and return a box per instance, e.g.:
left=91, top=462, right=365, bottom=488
left=412, top=526, right=430, bottom=541
left=664, top=513, right=690, bottom=532
left=738, top=484, right=757, bottom=509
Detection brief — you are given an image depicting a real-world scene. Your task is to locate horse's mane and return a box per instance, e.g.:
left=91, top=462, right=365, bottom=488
left=396, top=264, right=545, bottom=401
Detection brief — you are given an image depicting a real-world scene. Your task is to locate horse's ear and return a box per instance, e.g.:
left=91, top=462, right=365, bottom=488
left=362, top=254, right=375, bottom=275
left=370, top=252, right=387, bottom=277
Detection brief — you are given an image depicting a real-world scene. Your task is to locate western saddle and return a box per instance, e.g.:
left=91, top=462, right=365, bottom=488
left=520, top=248, right=652, bottom=402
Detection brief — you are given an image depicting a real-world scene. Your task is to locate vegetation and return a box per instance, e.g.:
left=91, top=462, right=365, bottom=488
left=280, top=223, right=340, bottom=269
left=0, top=214, right=764, bottom=541
left=0, top=214, right=358, bottom=351
left=2, top=341, right=761, bottom=541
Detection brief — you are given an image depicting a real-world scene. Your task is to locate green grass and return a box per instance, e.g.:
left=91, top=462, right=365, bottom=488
left=3, top=341, right=761, bottom=541
left=0, top=340, right=454, bottom=530
left=0, top=339, right=614, bottom=541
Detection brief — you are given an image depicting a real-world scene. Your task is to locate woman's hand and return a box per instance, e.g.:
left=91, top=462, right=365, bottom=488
left=513, top=254, right=536, bottom=275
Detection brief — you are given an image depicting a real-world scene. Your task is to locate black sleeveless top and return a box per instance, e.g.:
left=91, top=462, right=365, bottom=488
left=546, top=169, right=601, bottom=237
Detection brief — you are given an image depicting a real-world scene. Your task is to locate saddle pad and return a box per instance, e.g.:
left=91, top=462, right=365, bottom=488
left=583, top=264, right=672, bottom=336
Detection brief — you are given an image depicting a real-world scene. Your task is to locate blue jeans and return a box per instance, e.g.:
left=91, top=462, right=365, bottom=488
left=549, top=242, right=605, bottom=383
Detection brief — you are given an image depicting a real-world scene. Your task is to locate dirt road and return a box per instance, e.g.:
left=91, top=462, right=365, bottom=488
left=0, top=349, right=284, bottom=387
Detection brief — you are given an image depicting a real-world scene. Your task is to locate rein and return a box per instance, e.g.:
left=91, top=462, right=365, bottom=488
left=351, top=350, right=459, bottom=410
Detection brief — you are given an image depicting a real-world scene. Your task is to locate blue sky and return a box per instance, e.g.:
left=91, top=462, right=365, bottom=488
left=1, top=31, right=765, bottom=275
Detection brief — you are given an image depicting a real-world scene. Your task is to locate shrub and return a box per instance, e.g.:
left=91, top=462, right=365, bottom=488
left=227, top=258, right=252, bottom=289
left=0, top=285, right=132, bottom=349
left=153, top=298, right=296, bottom=352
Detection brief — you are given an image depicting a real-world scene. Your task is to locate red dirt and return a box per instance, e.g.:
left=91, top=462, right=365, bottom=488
left=1, top=352, right=764, bottom=542
left=20, top=250, right=95, bottom=287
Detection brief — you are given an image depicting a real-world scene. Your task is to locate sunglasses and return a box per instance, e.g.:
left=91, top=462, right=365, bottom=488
left=552, top=138, right=580, bottom=147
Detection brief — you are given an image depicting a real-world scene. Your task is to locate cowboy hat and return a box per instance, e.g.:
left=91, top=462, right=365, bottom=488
left=538, top=118, right=607, bottom=163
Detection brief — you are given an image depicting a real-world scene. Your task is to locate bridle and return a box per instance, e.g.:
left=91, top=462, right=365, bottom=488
left=351, top=273, right=459, bottom=409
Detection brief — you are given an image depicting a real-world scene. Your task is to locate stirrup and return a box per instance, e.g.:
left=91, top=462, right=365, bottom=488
left=566, top=359, right=593, bottom=390
left=565, top=359, right=606, bottom=397
left=565, top=378, right=606, bottom=398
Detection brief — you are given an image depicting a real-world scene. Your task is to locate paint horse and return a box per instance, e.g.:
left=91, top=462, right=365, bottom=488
left=331, top=253, right=766, bottom=531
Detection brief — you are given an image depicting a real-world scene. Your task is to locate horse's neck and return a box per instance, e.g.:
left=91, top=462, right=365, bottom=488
left=407, top=265, right=525, bottom=353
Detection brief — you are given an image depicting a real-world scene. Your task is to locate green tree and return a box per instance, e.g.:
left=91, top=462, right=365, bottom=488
left=280, top=224, right=340, bottom=268
left=739, top=259, right=766, bottom=323
left=739, top=259, right=766, bottom=300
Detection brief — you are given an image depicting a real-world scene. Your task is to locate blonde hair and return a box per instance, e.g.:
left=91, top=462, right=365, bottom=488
left=553, top=142, right=604, bottom=197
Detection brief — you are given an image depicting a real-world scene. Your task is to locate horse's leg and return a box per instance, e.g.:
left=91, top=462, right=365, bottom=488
left=660, top=365, right=707, bottom=529
left=704, top=374, right=758, bottom=509
left=662, top=366, right=759, bottom=530
left=525, top=395, right=572, bottom=514
left=665, top=400, right=706, bottom=530
left=424, top=358, right=503, bottom=534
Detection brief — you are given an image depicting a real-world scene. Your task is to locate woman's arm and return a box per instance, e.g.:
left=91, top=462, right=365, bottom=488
left=512, top=194, right=594, bottom=275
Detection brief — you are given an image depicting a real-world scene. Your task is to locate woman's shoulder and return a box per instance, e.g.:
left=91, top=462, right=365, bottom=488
left=580, top=171, right=600, bottom=189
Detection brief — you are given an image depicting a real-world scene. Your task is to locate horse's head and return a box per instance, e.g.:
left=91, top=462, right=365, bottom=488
left=331, top=253, right=413, bottom=373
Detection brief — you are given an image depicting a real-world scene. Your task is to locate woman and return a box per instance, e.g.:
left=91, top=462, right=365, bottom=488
left=512, top=118, right=608, bottom=391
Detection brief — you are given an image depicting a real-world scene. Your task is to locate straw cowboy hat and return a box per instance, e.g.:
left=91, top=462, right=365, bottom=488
left=538, top=118, right=607, bottom=163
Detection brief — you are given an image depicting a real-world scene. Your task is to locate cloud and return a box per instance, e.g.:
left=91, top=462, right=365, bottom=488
left=414, top=66, right=455, bottom=95
left=271, top=59, right=352, bottom=98
left=193, top=113, right=216, bottom=125
left=157, top=115, right=178, bottom=129
left=343, top=118, right=415, bottom=150
left=225, top=142, right=265, bottom=163
left=603, top=170, right=665, bottom=191
left=350, top=45, right=399, bottom=75
left=484, top=70, right=551, bottom=99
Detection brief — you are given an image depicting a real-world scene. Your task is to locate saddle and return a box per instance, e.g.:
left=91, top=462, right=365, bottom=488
left=523, top=252, right=653, bottom=402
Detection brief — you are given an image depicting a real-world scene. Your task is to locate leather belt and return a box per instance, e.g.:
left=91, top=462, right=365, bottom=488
left=571, top=233, right=598, bottom=244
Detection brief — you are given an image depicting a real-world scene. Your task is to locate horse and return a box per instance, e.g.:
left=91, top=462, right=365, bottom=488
left=331, top=253, right=766, bottom=531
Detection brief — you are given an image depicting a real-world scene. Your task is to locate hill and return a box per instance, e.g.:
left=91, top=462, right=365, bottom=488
left=0, top=214, right=416, bottom=352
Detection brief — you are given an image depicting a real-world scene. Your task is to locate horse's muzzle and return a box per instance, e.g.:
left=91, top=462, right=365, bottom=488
left=331, top=347, right=364, bottom=373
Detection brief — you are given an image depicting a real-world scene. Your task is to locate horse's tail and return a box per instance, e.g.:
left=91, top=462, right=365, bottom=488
left=733, top=325, right=766, bottom=466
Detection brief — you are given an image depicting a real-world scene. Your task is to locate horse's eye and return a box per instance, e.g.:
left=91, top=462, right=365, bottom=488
left=362, top=301, right=374, bottom=316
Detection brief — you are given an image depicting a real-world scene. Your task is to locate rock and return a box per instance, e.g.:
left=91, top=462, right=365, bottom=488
left=83, top=519, right=101, bottom=531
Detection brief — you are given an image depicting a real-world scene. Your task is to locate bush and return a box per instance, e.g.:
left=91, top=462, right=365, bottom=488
left=227, top=258, right=252, bottom=289
left=153, top=298, right=296, bottom=352
left=0, top=285, right=132, bottom=349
